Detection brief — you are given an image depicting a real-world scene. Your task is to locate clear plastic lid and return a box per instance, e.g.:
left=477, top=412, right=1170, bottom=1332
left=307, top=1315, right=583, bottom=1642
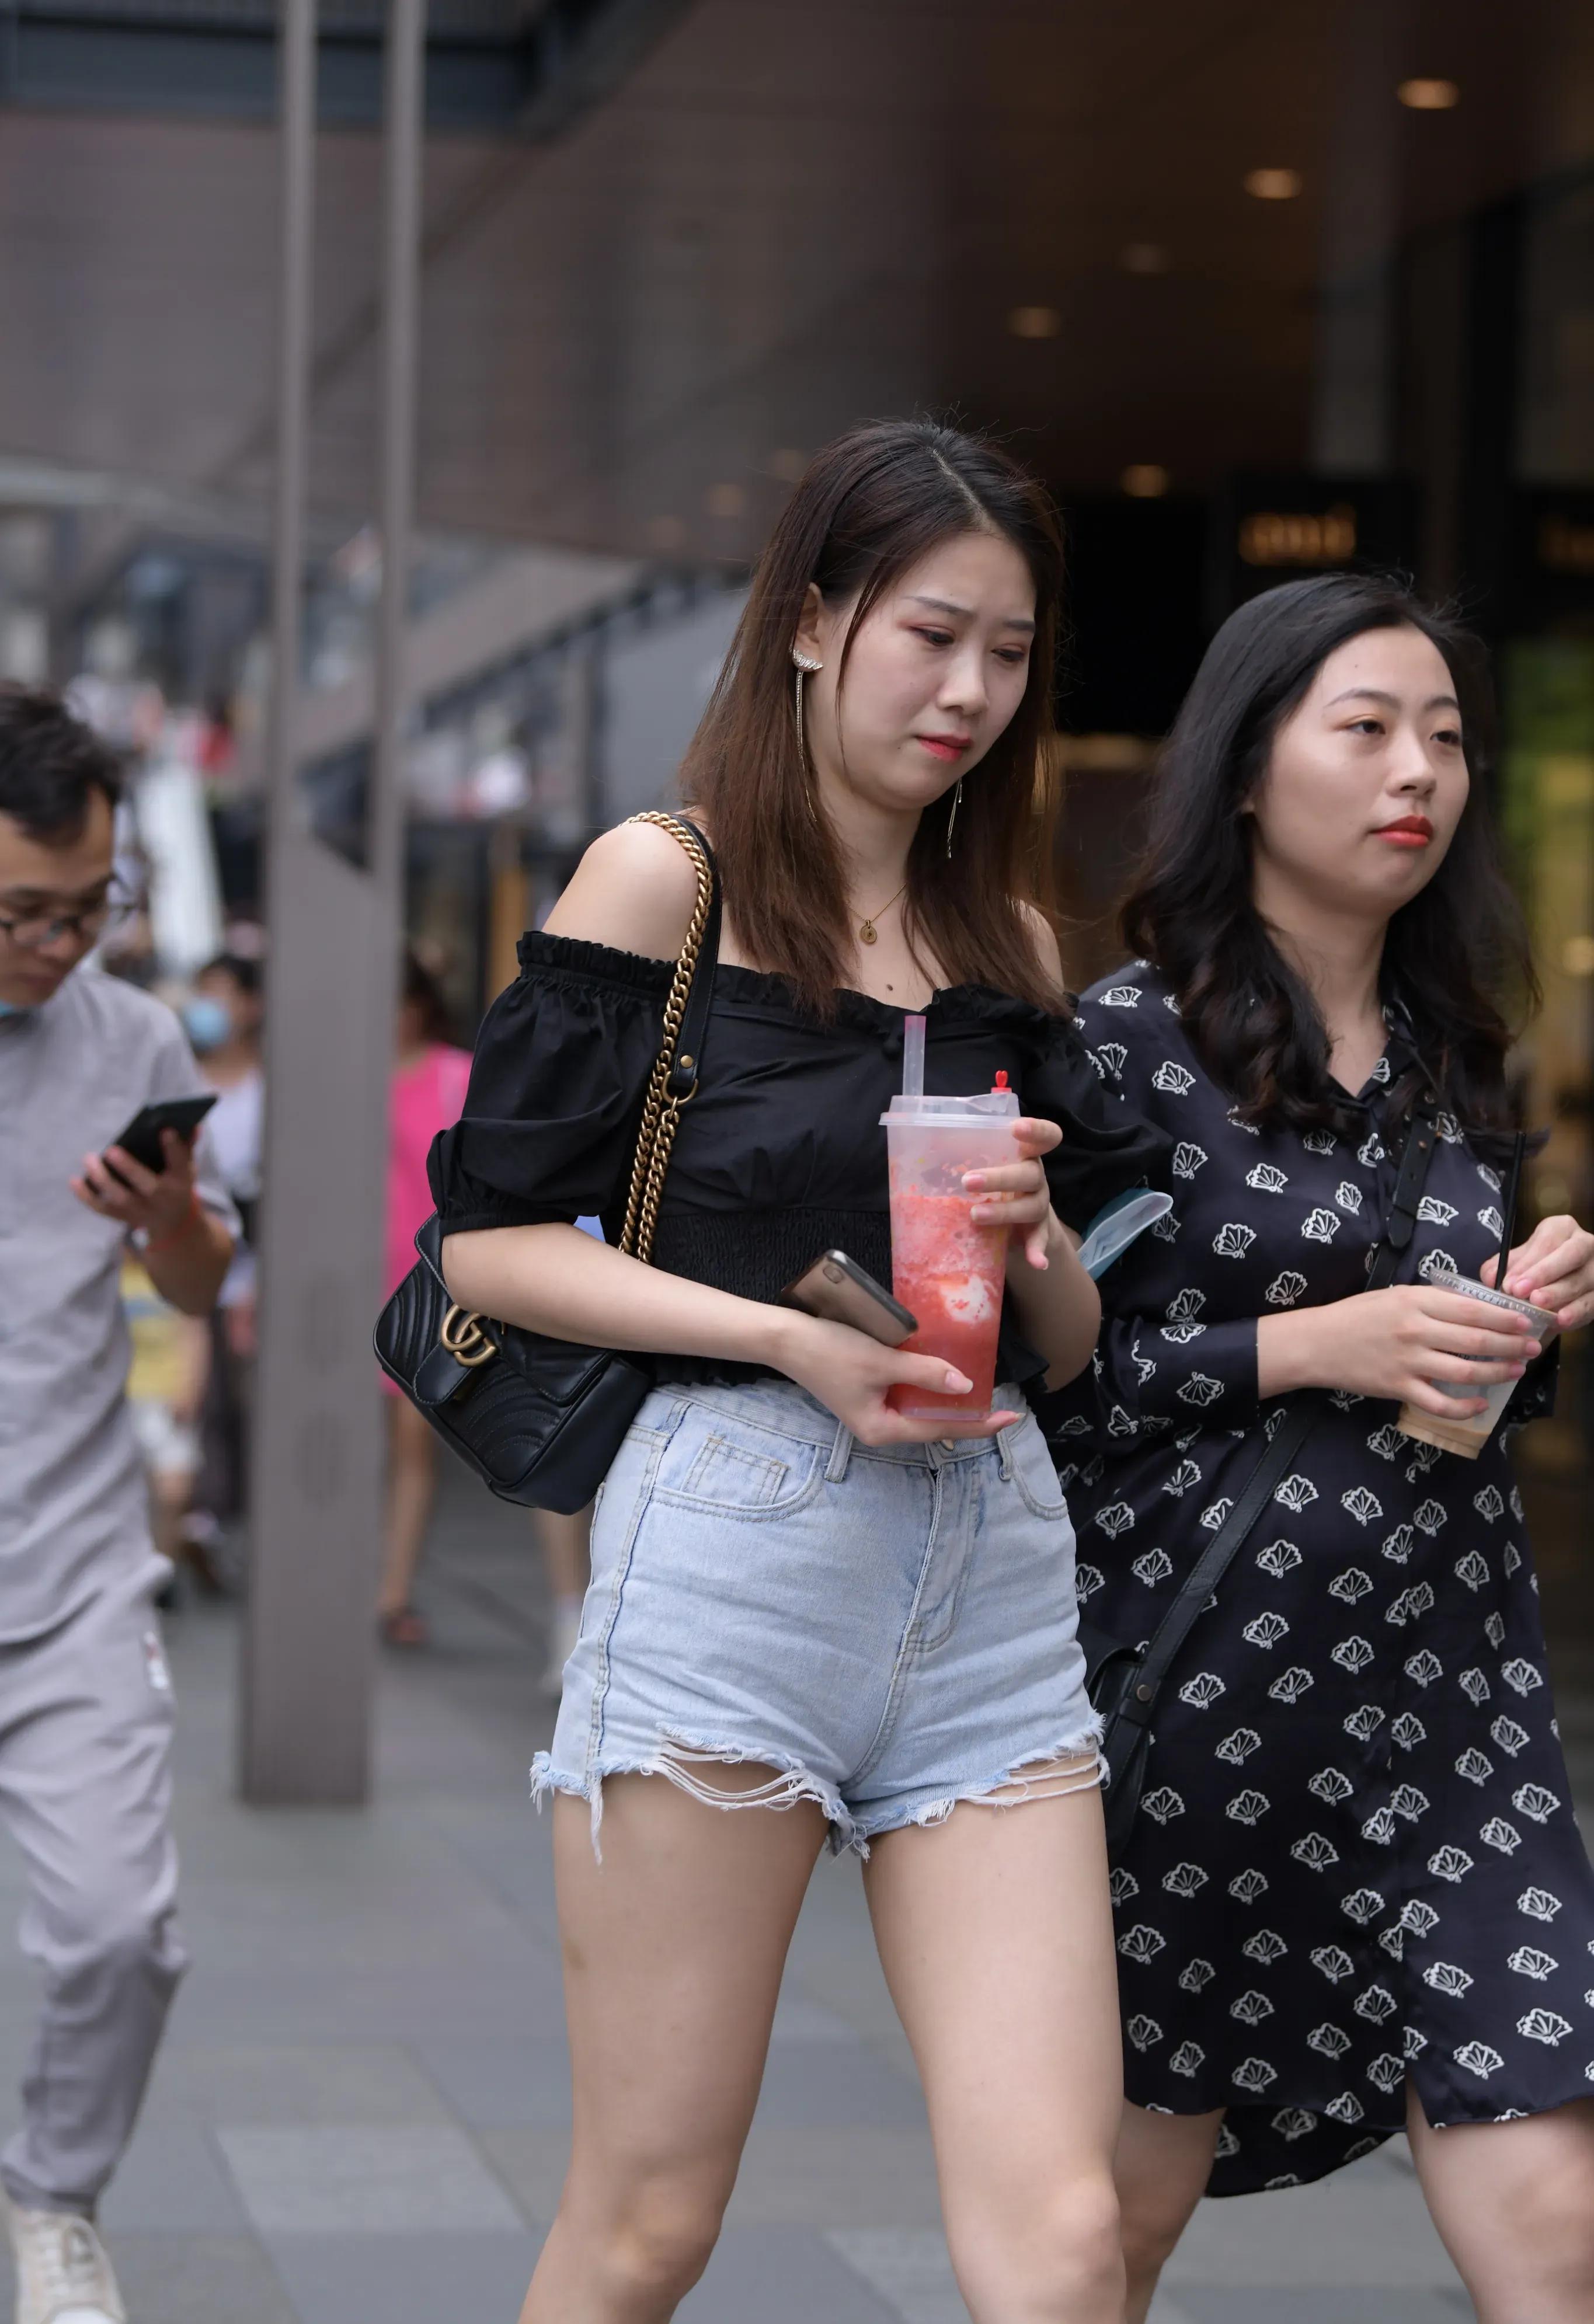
left=880, top=1072, right=1021, bottom=1128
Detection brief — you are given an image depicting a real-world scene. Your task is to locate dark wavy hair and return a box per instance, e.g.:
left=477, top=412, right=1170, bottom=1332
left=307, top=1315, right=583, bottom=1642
left=681, top=419, right=1066, bottom=1018
left=1120, top=574, right=1535, bottom=1142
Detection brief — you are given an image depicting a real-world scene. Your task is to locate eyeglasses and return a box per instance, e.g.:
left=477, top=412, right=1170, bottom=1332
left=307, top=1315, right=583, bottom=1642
left=0, top=883, right=140, bottom=952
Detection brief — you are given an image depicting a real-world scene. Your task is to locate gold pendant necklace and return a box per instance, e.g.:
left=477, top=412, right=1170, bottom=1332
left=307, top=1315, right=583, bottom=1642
left=858, top=882, right=907, bottom=946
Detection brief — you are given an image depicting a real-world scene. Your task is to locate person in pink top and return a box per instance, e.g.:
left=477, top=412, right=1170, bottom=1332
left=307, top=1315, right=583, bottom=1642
left=378, top=950, right=471, bottom=1647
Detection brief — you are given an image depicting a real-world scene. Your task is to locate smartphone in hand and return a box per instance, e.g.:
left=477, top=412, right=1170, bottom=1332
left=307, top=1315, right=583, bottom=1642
left=779, top=1250, right=917, bottom=1347
left=103, top=1093, right=217, bottom=1183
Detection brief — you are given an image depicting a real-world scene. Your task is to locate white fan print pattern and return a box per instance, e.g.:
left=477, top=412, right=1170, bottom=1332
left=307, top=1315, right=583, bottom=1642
left=1047, top=961, right=1594, bottom=2201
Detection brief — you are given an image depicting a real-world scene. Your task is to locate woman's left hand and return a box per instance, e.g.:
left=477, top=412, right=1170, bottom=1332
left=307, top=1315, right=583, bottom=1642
left=1484, top=1214, right=1594, bottom=1330
left=964, top=1116, right=1063, bottom=1271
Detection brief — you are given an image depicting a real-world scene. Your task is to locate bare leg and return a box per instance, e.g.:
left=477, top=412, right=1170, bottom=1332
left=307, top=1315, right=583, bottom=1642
left=864, top=1764, right=1126, bottom=2324
left=521, top=1768, right=827, bottom=2322
left=378, top=1397, right=438, bottom=1623
left=1113, top=2101, right=1221, bottom=2323
left=1407, top=2084, right=1594, bottom=2322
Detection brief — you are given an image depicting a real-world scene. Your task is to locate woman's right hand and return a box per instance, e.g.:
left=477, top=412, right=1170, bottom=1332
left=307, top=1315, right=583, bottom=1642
left=1257, top=1283, right=1541, bottom=1416
left=766, top=1310, right=1015, bottom=1447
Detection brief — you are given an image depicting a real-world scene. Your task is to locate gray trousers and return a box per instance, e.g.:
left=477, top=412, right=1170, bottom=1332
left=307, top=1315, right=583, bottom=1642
left=0, top=1562, right=187, bottom=2217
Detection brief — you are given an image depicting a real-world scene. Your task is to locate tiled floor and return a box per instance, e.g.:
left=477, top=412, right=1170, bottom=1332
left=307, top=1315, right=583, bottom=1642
left=0, top=1459, right=1582, bottom=2321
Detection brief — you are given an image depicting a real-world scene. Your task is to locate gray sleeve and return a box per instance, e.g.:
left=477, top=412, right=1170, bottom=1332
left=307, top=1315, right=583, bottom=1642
left=144, top=1011, right=242, bottom=1239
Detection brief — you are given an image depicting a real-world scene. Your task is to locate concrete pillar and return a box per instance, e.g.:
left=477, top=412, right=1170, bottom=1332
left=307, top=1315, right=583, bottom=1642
left=241, top=0, right=423, bottom=1802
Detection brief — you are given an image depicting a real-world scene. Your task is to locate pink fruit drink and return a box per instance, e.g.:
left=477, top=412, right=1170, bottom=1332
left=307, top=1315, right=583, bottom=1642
left=889, top=1195, right=1008, bottom=1418
left=881, top=1072, right=1019, bottom=1423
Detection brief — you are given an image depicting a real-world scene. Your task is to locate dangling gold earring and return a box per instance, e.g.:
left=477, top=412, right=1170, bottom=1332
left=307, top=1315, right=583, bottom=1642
left=791, top=649, right=822, bottom=768
left=945, top=776, right=963, bottom=858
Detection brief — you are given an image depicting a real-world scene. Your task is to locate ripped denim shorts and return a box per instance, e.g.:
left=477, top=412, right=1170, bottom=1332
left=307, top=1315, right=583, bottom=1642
left=533, top=1378, right=1102, bottom=1856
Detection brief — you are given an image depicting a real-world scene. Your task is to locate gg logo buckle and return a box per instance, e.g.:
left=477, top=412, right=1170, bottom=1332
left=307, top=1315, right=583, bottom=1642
left=440, top=1305, right=496, bottom=1368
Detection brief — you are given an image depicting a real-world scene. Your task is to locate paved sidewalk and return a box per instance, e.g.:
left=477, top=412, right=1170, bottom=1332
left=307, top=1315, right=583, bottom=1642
left=2, top=1461, right=1581, bottom=2321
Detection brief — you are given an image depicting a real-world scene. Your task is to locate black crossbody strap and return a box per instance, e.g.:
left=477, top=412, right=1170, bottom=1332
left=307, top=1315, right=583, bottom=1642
left=1111, top=1099, right=1439, bottom=1736
left=1372, top=1099, right=1436, bottom=1267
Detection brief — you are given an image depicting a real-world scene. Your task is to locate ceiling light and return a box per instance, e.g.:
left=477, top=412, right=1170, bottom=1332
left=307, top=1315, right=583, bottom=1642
left=1244, top=168, right=1303, bottom=201
left=1121, top=242, right=1170, bottom=275
left=1398, top=77, right=1460, bottom=110
left=1008, top=304, right=1062, bottom=340
left=1121, top=465, right=1170, bottom=499
left=705, top=482, right=746, bottom=519
left=768, top=449, right=807, bottom=484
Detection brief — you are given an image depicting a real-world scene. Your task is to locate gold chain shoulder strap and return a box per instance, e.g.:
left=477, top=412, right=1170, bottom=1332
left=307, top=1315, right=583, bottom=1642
left=618, top=812, right=715, bottom=1263
left=438, top=810, right=714, bottom=1362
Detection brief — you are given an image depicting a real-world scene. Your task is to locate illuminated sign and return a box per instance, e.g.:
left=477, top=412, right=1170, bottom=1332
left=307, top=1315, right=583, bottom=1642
left=1211, top=475, right=1418, bottom=622
left=1238, top=504, right=1358, bottom=567
left=1506, top=491, right=1594, bottom=624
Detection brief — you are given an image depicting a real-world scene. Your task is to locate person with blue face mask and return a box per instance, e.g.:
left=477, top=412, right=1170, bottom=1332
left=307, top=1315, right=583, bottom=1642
left=0, top=685, right=238, bottom=2324
left=180, top=990, right=232, bottom=1053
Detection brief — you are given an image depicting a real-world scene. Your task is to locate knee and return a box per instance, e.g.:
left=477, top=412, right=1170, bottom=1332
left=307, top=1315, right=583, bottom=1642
left=100, top=1910, right=187, bottom=1991
left=956, top=2172, right=1124, bottom=2320
left=588, top=2177, right=726, bottom=2309
left=1119, top=2177, right=1190, bottom=2291
left=44, top=1896, right=187, bottom=1995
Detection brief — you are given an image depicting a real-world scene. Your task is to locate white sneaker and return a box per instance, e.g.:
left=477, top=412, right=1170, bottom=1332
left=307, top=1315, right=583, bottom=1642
left=5, top=2197, right=126, bottom=2324
left=540, top=1601, right=583, bottom=1698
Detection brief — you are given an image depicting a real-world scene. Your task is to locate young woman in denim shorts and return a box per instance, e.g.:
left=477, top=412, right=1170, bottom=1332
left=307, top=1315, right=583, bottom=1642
left=434, top=421, right=1168, bottom=2324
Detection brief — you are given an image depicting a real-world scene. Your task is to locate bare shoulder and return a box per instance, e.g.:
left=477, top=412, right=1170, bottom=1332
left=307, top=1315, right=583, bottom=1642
left=544, top=818, right=702, bottom=961
left=1017, top=901, right=1066, bottom=988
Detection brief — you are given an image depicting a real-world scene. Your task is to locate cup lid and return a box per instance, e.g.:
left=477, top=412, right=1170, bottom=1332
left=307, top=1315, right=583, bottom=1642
left=1424, top=1266, right=1559, bottom=1332
left=880, top=1089, right=1021, bottom=1126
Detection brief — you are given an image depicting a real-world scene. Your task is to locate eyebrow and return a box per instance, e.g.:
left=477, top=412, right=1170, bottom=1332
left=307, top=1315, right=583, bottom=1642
left=1325, top=687, right=1461, bottom=714
left=0, top=877, right=113, bottom=907
left=906, top=593, right=1036, bottom=635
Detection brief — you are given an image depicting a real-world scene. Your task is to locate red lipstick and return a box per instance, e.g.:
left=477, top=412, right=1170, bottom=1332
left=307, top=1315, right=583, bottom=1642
left=1376, top=814, right=1433, bottom=849
left=916, top=733, right=971, bottom=762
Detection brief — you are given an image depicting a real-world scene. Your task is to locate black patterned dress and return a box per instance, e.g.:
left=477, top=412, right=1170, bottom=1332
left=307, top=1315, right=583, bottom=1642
left=1044, top=961, right=1594, bottom=2197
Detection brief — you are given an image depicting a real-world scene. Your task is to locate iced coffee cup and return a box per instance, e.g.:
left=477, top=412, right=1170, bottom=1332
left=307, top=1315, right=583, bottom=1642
left=1397, top=1268, right=1559, bottom=1459
left=880, top=1079, right=1020, bottom=1424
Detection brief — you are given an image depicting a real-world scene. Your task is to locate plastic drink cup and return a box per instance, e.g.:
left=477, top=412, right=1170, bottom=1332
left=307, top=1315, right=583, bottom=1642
left=1397, top=1268, right=1559, bottom=1459
left=880, top=1081, right=1021, bottom=1424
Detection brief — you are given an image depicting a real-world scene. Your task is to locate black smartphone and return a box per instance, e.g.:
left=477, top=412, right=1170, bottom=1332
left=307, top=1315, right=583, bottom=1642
left=779, top=1250, right=917, bottom=1346
left=104, top=1093, right=217, bottom=1179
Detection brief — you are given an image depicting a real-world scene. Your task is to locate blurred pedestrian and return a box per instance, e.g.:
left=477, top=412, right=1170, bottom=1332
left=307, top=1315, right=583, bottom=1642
left=433, top=421, right=1169, bottom=2323
left=182, top=950, right=265, bottom=1585
left=0, top=685, right=236, bottom=2324
left=121, top=1254, right=208, bottom=1567
left=378, top=949, right=471, bottom=1647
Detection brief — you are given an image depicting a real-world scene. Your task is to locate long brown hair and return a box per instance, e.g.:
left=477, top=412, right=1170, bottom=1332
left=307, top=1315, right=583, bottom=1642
left=1121, top=574, right=1534, bottom=1145
left=681, top=419, right=1067, bottom=1017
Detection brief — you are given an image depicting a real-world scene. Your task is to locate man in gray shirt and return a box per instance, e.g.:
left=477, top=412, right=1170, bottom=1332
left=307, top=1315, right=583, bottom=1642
left=0, top=687, right=236, bottom=2324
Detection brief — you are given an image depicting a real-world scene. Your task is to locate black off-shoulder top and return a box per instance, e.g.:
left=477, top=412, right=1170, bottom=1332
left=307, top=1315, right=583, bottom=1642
left=429, top=932, right=1174, bottom=1391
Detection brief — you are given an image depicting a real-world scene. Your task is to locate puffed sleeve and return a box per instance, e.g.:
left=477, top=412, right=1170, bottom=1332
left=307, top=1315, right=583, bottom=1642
left=1024, top=1012, right=1174, bottom=1233
left=428, top=936, right=667, bottom=1238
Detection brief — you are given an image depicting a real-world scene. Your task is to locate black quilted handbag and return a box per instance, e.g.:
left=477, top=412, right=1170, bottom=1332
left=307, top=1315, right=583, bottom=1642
left=373, top=812, right=719, bottom=1514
